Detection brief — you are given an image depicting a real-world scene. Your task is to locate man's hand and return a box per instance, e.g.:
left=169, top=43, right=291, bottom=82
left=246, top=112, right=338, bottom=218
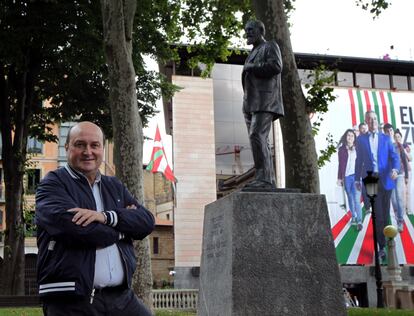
left=126, top=204, right=137, bottom=210
left=391, top=169, right=398, bottom=180
left=337, top=179, right=343, bottom=186
left=68, top=208, right=105, bottom=227
left=355, top=181, right=361, bottom=191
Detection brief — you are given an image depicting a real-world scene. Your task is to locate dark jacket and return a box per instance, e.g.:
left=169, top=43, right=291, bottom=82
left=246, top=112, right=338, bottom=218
left=35, top=166, right=155, bottom=298
left=242, top=40, right=284, bottom=120
left=337, top=145, right=349, bottom=181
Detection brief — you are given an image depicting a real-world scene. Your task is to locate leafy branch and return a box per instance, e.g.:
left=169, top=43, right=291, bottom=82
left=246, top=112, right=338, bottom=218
left=317, top=133, right=338, bottom=168
left=355, top=0, right=391, bottom=18
left=304, top=64, right=338, bottom=168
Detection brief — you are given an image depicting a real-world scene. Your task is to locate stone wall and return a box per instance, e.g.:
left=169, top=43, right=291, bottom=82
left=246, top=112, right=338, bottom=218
left=150, top=224, right=175, bottom=288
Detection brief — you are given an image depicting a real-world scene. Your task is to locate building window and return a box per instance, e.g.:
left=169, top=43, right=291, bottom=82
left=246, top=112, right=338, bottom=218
left=337, top=72, right=354, bottom=87
left=213, top=64, right=256, bottom=175
left=153, top=237, right=159, bottom=254
left=166, top=214, right=170, bottom=220
left=298, top=69, right=315, bottom=85
left=374, top=74, right=390, bottom=89
left=58, top=122, right=76, bottom=166
left=24, top=208, right=36, bottom=237
left=27, top=137, right=43, bottom=154
left=392, top=75, right=409, bottom=90
left=355, top=73, right=372, bottom=88
left=26, top=169, right=41, bottom=195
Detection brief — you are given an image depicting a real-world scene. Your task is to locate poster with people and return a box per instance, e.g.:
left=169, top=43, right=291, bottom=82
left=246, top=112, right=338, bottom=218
left=315, top=88, right=414, bottom=265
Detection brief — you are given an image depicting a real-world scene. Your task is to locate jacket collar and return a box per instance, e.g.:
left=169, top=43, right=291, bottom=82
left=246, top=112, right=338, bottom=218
left=246, top=41, right=266, bottom=63
left=64, top=164, right=101, bottom=184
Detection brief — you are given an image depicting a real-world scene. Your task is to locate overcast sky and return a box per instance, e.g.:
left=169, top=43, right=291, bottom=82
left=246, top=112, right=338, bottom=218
left=290, top=0, right=414, bottom=61
left=143, top=0, right=414, bottom=164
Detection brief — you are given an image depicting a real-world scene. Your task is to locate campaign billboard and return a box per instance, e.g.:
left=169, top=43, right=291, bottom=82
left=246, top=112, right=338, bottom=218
left=315, top=88, right=414, bottom=265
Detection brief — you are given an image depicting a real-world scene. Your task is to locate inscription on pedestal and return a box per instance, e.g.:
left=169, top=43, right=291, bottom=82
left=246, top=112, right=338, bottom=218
left=205, top=214, right=226, bottom=259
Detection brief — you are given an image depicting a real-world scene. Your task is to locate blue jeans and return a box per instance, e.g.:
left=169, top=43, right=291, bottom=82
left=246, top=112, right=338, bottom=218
left=391, top=175, right=405, bottom=224
left=345, top=174, right=362, bottom=223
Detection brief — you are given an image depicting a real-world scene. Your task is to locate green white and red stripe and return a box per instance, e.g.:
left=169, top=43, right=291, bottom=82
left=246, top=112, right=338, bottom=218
left=332, top=210, right=414, bottom=265
left=146, top=125, right=176, bottom=183
left=348, top=89, right=397, bottom=128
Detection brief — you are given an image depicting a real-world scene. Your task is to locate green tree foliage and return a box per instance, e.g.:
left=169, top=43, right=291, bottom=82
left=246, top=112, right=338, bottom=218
left=355, top=0, right=391, bottom=17
left=304, top=65, right=338, bottom=168
left=142, top=0, right=252, bottom=74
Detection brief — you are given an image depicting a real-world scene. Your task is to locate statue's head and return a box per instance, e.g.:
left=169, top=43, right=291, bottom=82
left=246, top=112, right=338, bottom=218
left=245, top=20, right=265, bottom=46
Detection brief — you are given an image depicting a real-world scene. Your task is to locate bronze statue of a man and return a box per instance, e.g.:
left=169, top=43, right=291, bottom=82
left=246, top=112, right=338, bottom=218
left=242, top=20, right=284, bottom=190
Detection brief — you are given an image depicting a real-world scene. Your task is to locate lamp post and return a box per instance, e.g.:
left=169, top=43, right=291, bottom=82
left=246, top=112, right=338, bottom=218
left=362, top=171, right=384, bottom=308
left=383, top=225, right=401, bottom=282
left=383, top=225, right=402, bottom=308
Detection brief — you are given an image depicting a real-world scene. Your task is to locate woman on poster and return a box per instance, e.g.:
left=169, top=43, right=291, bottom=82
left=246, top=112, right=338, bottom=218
left=337, top=129, right=363, bottom=231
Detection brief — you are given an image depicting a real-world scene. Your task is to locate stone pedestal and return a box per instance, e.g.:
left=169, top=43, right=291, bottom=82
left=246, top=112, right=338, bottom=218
left=198, top=192, right=346, bottom=316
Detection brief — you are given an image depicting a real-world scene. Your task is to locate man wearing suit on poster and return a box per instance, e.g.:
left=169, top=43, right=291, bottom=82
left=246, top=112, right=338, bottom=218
left=355, top=111, right=399, bottom=261
left=242, top=20, right=284, bottom=190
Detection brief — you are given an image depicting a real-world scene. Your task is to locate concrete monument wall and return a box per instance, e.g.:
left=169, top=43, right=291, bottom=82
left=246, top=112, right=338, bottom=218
left=199, top=192, right=346, bottom=316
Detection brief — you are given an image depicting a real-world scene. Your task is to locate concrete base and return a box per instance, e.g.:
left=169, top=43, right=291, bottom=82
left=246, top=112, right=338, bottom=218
left=198, top=191, right=346, bottom=316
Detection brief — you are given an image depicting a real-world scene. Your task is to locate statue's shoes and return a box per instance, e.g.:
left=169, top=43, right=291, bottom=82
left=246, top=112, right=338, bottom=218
left=241, top=180, right=276, bottom=192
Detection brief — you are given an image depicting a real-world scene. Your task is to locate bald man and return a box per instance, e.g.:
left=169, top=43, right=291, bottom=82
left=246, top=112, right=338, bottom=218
left=36, top=122, right=155, bottom=316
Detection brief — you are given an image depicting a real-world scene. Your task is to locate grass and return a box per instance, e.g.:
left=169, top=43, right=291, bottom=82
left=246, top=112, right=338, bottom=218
left=348, top=308, right=414, bottom=315
left=0, top=308, right=43, bottom=316
left=0, top=308, right=197, bottom=316
left=1, top=308, right=414, bottom=316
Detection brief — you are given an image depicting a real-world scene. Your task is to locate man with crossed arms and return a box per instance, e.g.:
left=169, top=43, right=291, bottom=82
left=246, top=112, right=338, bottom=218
left=36, top=122, right=154, bottom=315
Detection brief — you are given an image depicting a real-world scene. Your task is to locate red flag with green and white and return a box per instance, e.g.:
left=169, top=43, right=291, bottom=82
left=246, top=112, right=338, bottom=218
left=348, top=89, right=397, bottom=127
left=146, top=125, right=176, bottom=183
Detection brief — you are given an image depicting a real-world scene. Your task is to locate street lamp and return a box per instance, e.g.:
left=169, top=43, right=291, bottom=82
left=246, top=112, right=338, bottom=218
left=363, top=171, right=384, bottom=308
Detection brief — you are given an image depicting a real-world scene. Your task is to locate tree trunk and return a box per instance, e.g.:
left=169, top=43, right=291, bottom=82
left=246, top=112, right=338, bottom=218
left=0, top=64, right=31, bottom=295
left=1, top=163, right=25, bottom=295
left=0, top=59, right=36, bottom=295
left=252, top=0, right=320, bottom=193
left=100, top=0, right=153, bottom=309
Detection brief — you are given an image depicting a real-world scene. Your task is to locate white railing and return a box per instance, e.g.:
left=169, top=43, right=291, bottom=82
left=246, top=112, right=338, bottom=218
left=152, top=289, right=198, bottom=310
